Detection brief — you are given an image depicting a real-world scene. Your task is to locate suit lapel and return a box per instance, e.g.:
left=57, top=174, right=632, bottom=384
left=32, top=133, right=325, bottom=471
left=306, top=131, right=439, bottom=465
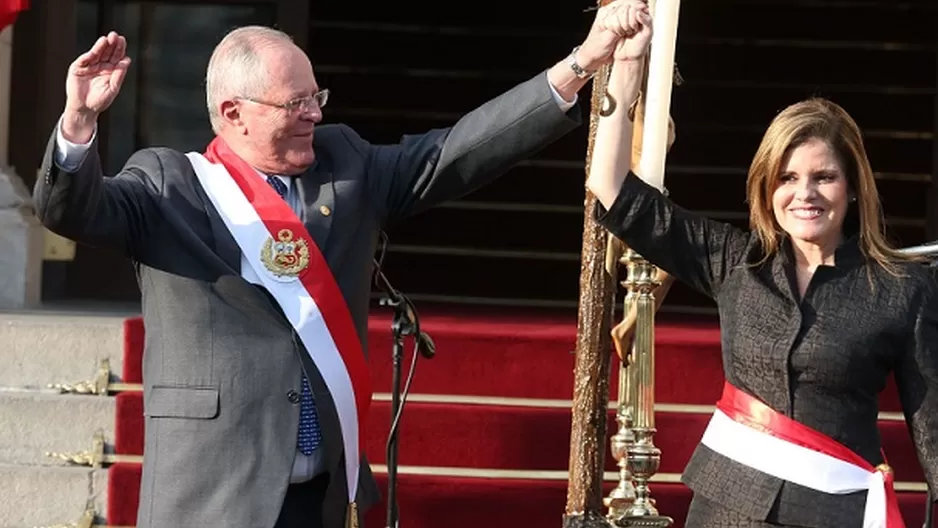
left=191, top=170, right=242, bottom=274
left=190, top=151, right=336, bottom=275
left=295, top=160, right=335, bottom=252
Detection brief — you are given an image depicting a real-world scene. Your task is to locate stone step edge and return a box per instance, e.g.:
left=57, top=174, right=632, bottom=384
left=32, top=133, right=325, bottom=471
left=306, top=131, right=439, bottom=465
left=0, top=463, right=110, bottom=528
left=5, top=386, right=903, bottom=422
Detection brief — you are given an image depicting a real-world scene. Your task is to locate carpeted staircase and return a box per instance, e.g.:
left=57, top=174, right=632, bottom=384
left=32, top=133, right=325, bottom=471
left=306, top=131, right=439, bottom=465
left=102, top=308, right=935, bottom=527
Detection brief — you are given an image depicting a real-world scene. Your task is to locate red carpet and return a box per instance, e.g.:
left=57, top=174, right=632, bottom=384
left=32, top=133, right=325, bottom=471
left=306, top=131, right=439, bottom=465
left=114, top=395, right=925, bottom=482
left=109, top=309, right=928, bottom=526
left=108, top=462, right=693, bottom=527
left=121, top=312, right=905, bottom=409
left=106, top=462, right=934, bottom=528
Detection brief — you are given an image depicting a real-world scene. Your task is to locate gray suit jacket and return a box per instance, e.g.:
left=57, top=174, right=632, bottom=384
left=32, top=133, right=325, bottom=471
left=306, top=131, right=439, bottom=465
left=34, top=71, right=581, bottom=528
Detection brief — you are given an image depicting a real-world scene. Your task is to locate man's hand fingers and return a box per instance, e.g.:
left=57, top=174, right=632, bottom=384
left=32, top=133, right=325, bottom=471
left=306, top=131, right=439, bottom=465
left=71, top=32, right=130, bottom=75
left=71, top=50, right=98, bottom=70
left=110, top=57, right=132, bottom=89
left=638, top=10, right=652, bottom=35
left=102, top=32, right=121, bottom=65
left=88, top=35, right=109, bottom=61
left=607, top=4, right=633, bottom=37
left=74, top=35, right=110, bottom=71
left=112, top=35, right=128, bottom=65
left=628, top=4, right=642, bottom=33
left=118, top=35, right=127, bottom=58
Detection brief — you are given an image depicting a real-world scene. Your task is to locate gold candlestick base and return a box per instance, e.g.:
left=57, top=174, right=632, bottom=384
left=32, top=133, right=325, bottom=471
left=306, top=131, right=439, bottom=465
left=614, top=514, right=673, bottom=528
left=604, top=398, right=636, bottom=519
left=614, top=427, right=672, bottom=527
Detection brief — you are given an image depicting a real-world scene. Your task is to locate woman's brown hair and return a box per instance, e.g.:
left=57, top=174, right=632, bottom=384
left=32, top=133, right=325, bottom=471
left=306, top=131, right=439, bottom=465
left=745, top=97, right=914, bottom=272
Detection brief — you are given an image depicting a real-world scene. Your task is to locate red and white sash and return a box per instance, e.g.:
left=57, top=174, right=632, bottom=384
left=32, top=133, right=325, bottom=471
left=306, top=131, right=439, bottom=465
left=700, top=382, right=904, bottom=528
left=185, top=137, right=373, bottom=511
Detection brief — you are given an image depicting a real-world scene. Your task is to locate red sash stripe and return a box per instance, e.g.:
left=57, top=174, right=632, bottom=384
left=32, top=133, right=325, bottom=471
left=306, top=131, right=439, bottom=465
left=204, top=137, right=373, bottom=451
left=718, top=382, right=905, bottom=527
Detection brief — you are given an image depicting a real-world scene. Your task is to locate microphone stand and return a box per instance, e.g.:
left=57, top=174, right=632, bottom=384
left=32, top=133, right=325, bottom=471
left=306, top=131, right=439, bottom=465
left=373, top=258, right=435, bottom=528
left=924, top=486, right=934, bottom=528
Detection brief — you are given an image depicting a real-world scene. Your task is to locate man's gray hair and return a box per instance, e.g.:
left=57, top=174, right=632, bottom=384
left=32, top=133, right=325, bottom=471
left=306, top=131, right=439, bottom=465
left=205, top=26, right=294, bottom=133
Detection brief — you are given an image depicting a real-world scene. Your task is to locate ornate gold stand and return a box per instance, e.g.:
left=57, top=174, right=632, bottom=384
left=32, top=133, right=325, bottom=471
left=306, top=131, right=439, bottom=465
left=44, top=431, right=142, bottom=468
left=46, top=359, right=142, bottom=396
left=607, top=249, right=672, bottom=527
left=603, top=295, right=636, bottom=518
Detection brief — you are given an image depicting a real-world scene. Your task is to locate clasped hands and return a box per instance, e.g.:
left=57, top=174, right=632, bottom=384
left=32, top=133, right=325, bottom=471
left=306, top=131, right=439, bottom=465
left=574, top=0, right=654, bottom=74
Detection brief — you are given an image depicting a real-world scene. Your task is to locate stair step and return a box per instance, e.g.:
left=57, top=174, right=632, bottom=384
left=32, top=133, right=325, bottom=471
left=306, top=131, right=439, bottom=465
left=681, top=1, right=935, bottom=45
left=0, top=464, right=107, bottom=528
left=0, top=391, right=115, bottom=466
left=104, top=462, right=936, bottom=528
left=0, top=311, right=127, bottom=388
left=310, top=0, right=937, bottom=48
left=389, top=183, right=927, bottom=255
left=318, top=28, right=933, bottom=90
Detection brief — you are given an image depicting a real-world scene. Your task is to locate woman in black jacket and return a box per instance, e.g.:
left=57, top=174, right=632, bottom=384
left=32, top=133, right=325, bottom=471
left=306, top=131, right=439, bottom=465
left=588, top=7, right=938, bottom=528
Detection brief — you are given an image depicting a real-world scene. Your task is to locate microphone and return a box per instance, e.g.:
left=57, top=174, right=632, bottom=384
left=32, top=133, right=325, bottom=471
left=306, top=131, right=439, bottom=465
left=416, top=331, right=435, bottom=359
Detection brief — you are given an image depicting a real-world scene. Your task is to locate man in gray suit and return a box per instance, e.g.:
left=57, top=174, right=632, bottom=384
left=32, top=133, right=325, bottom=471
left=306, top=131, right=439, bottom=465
left=35, top=4, right=641, bottom=527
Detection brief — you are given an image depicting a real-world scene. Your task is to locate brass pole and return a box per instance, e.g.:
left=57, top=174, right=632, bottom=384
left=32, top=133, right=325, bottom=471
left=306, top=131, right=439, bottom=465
left=616, top=248, right=671, bottom=527
left=602, top=63, right=652, bottom=520
left=603, top=283, right=638, bottom=519
left=609, top=12, right=679, bottom=523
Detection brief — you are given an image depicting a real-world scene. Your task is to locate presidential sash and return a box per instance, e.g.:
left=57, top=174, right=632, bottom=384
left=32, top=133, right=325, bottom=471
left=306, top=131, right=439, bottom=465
left=186, top=137, right=372, bottom=518
left=700, top=382, right=904, bottom=528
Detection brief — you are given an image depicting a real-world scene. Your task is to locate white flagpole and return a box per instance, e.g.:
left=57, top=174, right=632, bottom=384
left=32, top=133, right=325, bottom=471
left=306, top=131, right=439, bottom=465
left=637, top=0, right=681, bottom=191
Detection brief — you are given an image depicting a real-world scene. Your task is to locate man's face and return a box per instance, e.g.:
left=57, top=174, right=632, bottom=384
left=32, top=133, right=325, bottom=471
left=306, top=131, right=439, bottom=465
left=234, top=44, right=323, bottom=175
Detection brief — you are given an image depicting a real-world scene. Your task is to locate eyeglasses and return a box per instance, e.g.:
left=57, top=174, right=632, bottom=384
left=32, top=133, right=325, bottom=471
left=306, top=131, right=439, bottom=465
left=239, top=89, right=330, bottom=113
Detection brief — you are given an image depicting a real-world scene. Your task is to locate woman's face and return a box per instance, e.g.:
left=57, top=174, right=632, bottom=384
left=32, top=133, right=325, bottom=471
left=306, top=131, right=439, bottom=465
left=772, top=138, right=851, bottom=251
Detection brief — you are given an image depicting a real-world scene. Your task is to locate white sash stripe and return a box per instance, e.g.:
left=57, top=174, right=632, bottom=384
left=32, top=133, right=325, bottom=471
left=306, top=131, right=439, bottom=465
left=186, top=152, right=359, bottom=501
left=701, top=409, right=886, bottom=528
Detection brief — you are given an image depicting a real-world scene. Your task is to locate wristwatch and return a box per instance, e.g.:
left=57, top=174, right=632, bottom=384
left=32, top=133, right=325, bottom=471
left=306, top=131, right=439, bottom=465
left=568, top=46, right=595, bottom=79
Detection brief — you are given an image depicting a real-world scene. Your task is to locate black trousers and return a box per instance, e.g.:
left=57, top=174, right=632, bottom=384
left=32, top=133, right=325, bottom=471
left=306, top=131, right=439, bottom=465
left=274, top=473, right=330, bottom=528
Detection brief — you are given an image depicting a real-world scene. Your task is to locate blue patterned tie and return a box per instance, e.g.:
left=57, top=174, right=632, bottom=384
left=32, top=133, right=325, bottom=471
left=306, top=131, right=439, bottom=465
left=266, top=176, right=322, bottom=455
left=266, top=175, right=289, bottom=202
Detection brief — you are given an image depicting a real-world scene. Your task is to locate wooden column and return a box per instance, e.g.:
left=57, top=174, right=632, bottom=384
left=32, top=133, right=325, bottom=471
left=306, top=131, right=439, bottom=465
left=562, top=51, right=619, bottom=528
